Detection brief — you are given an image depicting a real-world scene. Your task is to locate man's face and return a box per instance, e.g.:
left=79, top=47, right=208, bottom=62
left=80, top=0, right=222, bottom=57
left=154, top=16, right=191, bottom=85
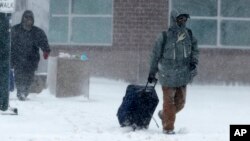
left=22, top=13, right=34, bottom=30
left=176, top=16, right=187, bottom=27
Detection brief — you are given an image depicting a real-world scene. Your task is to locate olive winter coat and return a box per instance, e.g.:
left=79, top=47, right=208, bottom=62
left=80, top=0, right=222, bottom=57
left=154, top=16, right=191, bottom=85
left=149, top=10, right=199, bottom=87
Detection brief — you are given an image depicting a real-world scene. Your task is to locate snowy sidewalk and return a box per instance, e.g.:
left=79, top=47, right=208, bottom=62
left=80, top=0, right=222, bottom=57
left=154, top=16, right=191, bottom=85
left=1, top=78, right=250, bottom=141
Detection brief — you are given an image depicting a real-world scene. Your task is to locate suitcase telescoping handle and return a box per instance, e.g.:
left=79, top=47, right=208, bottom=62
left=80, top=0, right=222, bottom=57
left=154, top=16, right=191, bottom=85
left=145, top=78, right=158, bottom=90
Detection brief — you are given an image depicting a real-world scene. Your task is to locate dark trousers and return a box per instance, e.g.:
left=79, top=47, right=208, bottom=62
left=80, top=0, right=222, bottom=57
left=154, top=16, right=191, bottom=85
left=14, top=68, right=35, bottom=97
left=9, top=70, right=15, bottom=92
left=162, top=86, right=186, bottom=131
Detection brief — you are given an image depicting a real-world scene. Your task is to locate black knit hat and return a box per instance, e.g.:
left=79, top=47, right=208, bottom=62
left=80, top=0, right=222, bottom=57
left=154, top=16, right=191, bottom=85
left=176, top=14, right=190, bottom=19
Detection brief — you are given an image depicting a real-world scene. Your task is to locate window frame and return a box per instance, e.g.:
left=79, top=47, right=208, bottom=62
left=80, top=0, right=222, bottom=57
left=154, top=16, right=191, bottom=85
left=49, top=0, right=113, bottom=46
left=169, top=0, right=250, bottom=49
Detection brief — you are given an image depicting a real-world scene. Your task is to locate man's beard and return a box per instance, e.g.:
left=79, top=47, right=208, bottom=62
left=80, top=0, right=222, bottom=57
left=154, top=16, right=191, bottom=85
left=178, top=23, right=186, bottom=28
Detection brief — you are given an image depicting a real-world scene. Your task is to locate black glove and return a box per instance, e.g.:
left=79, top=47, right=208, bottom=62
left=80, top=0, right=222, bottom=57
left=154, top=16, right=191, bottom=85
left=190, top=62, right=197, bottom=70
left=190, top=62, right=197, bottom=77
left=148, top=73, right=156, bottom=83
left=191, top=68, right=197, bottom=77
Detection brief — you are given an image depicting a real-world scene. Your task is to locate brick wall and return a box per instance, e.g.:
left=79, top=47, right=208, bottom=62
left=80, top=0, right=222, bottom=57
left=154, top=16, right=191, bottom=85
left=49, top=0, right=250, bottom=85
left=51, top=0, right=168, bottom=83
left=195, top=48, right=250, bottom=85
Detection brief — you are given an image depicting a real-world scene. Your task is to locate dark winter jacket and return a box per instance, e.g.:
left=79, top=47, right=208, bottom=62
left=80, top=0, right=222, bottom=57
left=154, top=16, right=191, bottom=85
left=11, top=11, right=50, bottom=71
left=149, top=10, right=199, bottom=87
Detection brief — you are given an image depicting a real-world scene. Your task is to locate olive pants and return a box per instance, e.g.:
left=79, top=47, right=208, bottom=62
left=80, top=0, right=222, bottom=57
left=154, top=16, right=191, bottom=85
left=162, top=86, right=186, bottom=131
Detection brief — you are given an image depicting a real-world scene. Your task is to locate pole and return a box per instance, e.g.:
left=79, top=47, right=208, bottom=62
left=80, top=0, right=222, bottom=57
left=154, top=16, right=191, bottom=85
left=0, top=13, right=11, bottom=111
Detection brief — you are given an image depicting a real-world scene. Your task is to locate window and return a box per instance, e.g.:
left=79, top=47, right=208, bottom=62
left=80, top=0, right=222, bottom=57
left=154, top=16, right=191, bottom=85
left=49, top=0, right=113, bottom=46
left=221, top=21, right=250, bottom=46
left=170, top=0, right=250, bottom=48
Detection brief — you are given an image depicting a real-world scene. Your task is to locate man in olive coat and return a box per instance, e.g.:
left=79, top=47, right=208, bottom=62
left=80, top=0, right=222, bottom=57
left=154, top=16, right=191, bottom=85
left=148, top=9, right=199, bottom=134
left=11, top=10, right=51, bottom=101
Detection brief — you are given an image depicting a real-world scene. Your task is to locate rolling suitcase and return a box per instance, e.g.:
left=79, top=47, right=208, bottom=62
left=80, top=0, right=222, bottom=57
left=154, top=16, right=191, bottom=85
left=117, top=81, right=159, bottom=129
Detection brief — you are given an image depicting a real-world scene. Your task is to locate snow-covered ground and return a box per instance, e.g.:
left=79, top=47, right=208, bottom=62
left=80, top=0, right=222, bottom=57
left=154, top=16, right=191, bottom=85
left=1, top=77, right=250, bottom=141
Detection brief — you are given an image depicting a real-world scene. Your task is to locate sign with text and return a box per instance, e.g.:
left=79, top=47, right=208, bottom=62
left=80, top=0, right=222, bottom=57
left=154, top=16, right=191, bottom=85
left=0, top=0, right=15, bottom=13
left=230, top=125, right=250, bottom=141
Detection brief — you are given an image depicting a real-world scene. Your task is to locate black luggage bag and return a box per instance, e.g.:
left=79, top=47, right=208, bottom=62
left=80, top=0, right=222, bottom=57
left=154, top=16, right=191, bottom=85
left=117, top=81, right=159, bottom=129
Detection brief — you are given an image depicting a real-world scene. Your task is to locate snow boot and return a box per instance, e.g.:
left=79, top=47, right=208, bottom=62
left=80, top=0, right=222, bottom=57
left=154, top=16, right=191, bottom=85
left=163, top=130, right=175, bottom=135
left=158, top=110, right=163, bottom=120
left=17, top=93, right=26, bottom=101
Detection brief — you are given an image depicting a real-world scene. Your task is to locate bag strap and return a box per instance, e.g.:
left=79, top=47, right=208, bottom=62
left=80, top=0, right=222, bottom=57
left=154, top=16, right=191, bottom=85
left=186, top=28, right=193, bottom=41
left=160, top=31, right=167, bottom=59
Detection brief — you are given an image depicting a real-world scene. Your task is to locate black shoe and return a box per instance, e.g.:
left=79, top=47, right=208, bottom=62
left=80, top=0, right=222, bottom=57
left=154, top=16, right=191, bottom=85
left=17, top=93, right=26, bottom=101
left=158, top=110, right=163, bottom=120
left=163, top=130, right=175, bottom=135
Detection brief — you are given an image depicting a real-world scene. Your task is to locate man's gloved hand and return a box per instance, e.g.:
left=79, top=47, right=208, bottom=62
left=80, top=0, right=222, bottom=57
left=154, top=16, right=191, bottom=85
left=191, top=68, right=197, bottom=77
left=190, top=62, right=196, bottom=70
left=43, top=51, right=50, bottom=60
left=148, top=73, right=156, bottom=83
left=190, top=62, right=197, bottom=77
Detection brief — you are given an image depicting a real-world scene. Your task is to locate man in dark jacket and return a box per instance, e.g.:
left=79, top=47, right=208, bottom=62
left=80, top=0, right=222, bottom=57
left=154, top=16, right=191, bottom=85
left=148, top=10, right=199, bottom=134
left=11, top=10, right=50, bottom=101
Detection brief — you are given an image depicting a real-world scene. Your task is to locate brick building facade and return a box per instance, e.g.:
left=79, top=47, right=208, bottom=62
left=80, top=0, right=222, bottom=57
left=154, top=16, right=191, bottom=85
left=12, top=0, right=250, bottom=86
left=49, top=0, right=168, bottom=84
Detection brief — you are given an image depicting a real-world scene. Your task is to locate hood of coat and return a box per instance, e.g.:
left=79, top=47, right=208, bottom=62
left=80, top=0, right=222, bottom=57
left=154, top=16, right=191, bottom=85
left=21, top=10, right=34, bottom=31
left=170, top=9, right=190, bottom=29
